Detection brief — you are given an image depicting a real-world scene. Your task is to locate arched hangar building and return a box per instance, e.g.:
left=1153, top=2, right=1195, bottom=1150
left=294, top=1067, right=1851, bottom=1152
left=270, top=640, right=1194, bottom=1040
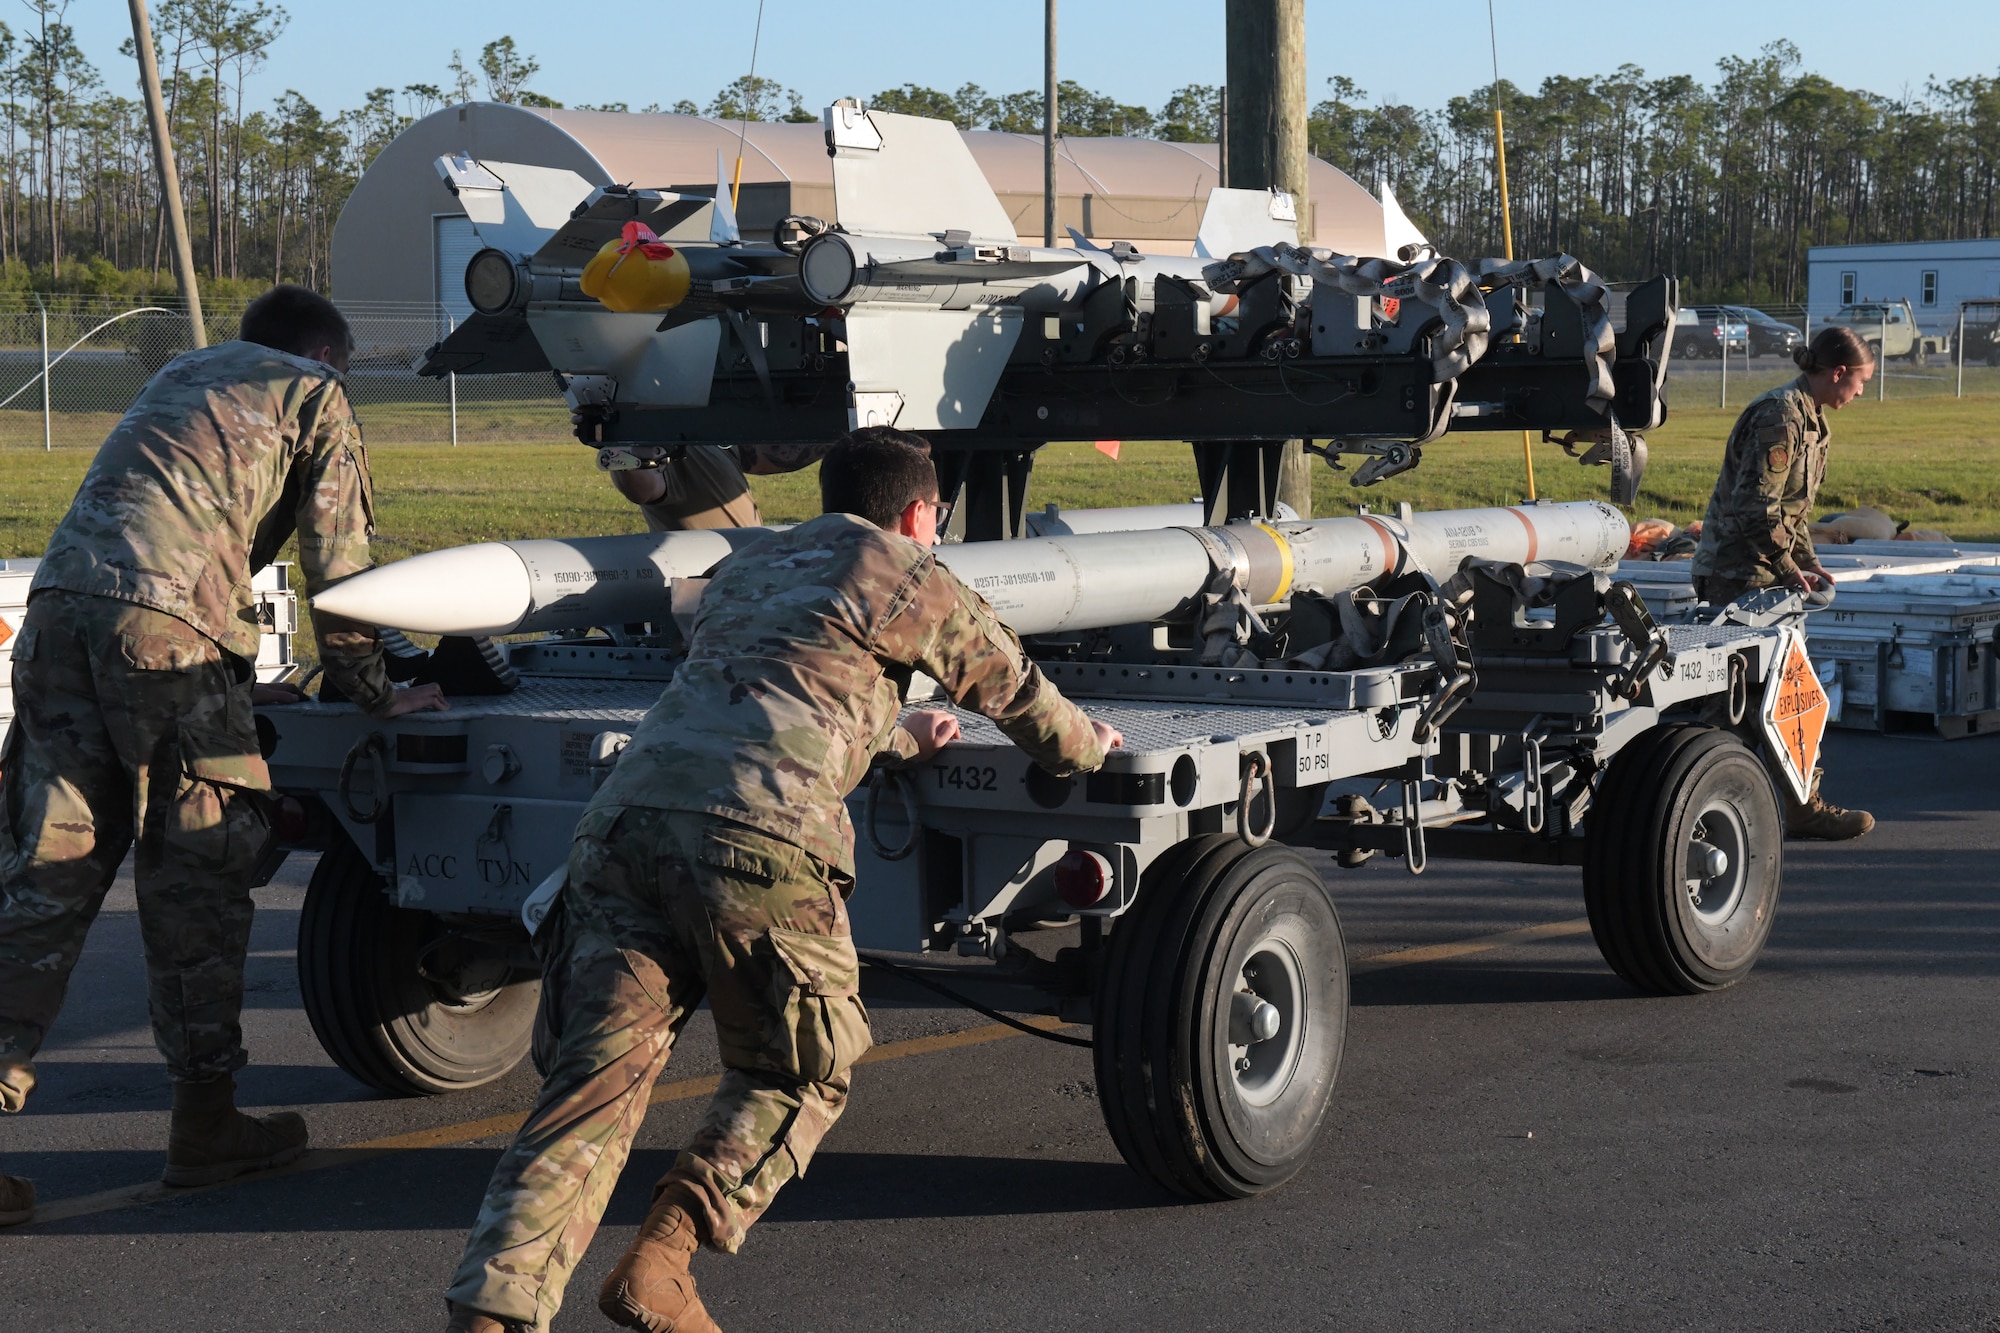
left=331, top=101, right=1405, bottom=326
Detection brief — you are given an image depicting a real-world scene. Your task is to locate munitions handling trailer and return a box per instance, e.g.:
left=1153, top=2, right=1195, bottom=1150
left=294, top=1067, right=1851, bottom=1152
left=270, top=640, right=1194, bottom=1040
left=260, top=554, right=1821, bottom=1199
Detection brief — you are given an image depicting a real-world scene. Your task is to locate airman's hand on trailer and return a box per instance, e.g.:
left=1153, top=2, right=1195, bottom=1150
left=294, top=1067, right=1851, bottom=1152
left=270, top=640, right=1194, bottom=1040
left=901, top=709, right=962, bottom=761
left=380, top=682, right=451, bottom=717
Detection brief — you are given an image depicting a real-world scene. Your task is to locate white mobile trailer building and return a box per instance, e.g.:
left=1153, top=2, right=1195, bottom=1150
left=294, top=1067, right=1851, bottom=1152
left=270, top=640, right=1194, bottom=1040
left=1806, top=238, right=2000, bottom=337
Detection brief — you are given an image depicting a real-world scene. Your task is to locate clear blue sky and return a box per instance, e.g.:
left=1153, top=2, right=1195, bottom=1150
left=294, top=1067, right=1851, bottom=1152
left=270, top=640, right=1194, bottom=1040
left=67, top=1, right=1998, bottom=123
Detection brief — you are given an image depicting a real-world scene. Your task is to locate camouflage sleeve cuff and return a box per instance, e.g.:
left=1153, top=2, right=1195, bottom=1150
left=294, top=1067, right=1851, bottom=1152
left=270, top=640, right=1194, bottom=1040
left=877, top=722, right=923, bottom=767
left=312, top=610, right=398, bottom=715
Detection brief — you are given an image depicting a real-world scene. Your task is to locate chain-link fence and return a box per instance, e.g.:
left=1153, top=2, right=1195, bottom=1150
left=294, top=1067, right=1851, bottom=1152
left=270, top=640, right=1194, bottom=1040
left=0, top=297, right=571, bottom=451
left=4, top=293, right=1996, bottom=452
left=1656, top=300, right=2000, bottom=410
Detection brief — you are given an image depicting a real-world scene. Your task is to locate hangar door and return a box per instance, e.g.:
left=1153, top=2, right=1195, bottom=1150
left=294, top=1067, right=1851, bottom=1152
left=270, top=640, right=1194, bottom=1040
left=433, top=214, right=480, bottom=334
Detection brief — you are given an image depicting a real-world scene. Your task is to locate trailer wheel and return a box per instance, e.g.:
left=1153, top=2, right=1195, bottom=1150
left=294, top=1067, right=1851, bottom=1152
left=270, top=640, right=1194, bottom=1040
left=1583, top=725, right=1783, bottom=996
left=1095, top=835, right=1348, bottom=1200
left=298, top=838, right=539, bottom=1095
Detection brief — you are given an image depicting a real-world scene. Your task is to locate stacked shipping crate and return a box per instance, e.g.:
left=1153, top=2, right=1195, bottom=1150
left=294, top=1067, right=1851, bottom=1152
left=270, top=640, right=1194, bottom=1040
left=1620, top=541, right=2000, bottom=739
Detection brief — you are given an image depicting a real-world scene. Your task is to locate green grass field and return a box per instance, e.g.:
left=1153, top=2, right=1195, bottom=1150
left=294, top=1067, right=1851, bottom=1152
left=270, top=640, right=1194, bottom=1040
left=5, top=395, right=2000, bottom=564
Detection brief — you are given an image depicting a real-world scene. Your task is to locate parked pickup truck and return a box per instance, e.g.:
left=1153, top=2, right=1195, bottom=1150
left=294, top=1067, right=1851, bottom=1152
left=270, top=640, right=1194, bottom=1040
left=1825, top=298, right=1953, bottom=362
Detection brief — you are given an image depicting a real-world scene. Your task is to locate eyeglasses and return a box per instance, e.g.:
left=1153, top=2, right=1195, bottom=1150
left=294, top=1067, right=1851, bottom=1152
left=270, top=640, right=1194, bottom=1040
left=932, top=499, right=954, bottom=530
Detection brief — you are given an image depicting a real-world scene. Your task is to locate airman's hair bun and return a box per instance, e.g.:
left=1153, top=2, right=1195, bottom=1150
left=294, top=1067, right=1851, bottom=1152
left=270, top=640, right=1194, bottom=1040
left=1799, top=326, right=1873, bottom=375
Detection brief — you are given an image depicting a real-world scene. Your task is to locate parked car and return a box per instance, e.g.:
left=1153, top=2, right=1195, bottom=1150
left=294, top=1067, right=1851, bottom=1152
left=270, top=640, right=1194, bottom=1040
left=1960, top=299, right=2000, bottom=367
left=1673, top=307, right=1749, bottom=359
left=1724, top=306, right=1803, bottom=358
left=1824, top=298, right=1952, bottom=362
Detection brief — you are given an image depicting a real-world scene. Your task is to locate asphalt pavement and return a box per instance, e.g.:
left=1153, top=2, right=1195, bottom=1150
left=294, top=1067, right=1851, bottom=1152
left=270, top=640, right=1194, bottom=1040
left=2, top=730, right=1994, bottom=1331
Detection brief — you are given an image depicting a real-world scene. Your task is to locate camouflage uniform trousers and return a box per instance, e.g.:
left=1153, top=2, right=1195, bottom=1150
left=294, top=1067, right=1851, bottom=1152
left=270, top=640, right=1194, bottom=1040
left=0, top=591, right=272, bottom=1111
left=445, top=804, right=872, bottom=1329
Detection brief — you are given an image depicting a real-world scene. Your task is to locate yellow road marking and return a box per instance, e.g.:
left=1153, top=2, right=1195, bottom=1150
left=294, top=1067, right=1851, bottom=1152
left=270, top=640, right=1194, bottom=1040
left=22, top=925, right=1581, bottom=1228
left=1352, top=917, right=1592, bottom=973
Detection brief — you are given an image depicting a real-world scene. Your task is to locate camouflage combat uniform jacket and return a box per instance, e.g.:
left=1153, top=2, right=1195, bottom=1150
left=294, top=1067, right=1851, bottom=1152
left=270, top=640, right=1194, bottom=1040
left=31, top=339, right=393, bottom=710
left=1690, top=376, right=1830, bottom=588
left=593, top=511, right=1107, bottom=871
left=635, top=444, right=759, bottom=531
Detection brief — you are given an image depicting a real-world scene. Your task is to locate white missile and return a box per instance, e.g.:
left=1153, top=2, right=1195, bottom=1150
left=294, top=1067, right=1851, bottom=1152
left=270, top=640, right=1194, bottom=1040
left=313, top=528, right=772, bottom=637
left=940, top=501, right=1629, bottom=635
left=314, top=501, right=1628, bottom=639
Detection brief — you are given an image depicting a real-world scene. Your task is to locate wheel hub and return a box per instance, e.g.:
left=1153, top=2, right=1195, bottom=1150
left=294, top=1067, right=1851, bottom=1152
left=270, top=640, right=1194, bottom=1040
left=1685, top=800, right=1748, bottom=924
left=1228, top=939, right=1307, bottom=1108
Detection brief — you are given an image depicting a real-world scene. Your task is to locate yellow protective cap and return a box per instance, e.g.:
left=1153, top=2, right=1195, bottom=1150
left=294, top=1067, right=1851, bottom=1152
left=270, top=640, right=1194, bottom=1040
left=580, top=222, right=692, bottom=313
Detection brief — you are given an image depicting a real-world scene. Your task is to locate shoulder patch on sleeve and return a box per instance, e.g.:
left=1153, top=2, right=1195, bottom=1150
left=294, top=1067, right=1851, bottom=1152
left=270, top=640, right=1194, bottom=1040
left=1765, top=444, right=1791, bottom=473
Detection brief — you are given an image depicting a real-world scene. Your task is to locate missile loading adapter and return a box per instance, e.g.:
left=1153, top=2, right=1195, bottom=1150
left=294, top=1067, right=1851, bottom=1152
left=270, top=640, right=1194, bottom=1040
left=420, top=103, right=1675, bottom=530
left=267, top=487, right=1827, bottom=1200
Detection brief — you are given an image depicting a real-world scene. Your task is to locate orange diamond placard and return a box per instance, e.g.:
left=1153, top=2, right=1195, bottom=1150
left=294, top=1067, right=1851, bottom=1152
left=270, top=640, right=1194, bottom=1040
left=0, top=615, right=13, bottom=650
left=1759, top=628, right=1827, bottom=802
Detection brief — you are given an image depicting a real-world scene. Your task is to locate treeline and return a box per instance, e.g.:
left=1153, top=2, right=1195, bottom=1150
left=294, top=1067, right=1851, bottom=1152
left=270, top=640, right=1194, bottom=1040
left=6, top=4, right=1995, bottom=307
left=876, top=43, right=2000, bottom=305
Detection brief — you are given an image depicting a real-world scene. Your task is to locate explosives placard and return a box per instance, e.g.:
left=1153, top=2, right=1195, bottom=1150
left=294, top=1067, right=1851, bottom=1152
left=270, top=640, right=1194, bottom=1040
left=1760, top=628, right=1828, bottom=802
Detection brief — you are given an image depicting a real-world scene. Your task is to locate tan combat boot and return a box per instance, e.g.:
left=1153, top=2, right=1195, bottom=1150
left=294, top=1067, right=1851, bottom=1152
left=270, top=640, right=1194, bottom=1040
left=599, top=1182, right=722, bottom=1333
left=162, top=1076, right=309, bottom=1187
left=0, top=1171, right=34, bottom=1226
left=1787, top=795, right=1875, bottom=840
left=444, top=1302, right=527, bottom=1333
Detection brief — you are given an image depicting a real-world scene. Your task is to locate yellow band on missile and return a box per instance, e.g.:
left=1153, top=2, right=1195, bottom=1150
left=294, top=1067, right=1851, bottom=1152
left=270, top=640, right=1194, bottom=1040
left=1255, top=523, right=1294, bottom=604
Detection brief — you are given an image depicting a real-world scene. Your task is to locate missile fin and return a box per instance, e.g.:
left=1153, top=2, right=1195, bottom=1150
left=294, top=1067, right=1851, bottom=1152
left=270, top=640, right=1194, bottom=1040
left=823, top=105, right=1015, bottom=245
left=1195, top=187, right=1301, bottom=261
left=711, top=152, right=743, bottom=246
left=1379, top=183, right=1431, bottom=262
left=433, top=153, right=597, bottom=255
left=844, top=307, right=1022, bottom=431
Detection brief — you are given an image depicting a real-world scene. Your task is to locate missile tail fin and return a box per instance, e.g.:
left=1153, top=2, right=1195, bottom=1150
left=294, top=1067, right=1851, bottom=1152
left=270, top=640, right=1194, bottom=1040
left=1195, top=187, right=1301, bottom=260
left=822, top=103, right=1016, bottom=244
left=433, top=153, right=596, bottom=255
left=844, top=307, right=1023, bottom=432
left=712, top=151, right=743, bottom=245
left=1380, top=183, right=1430, bottom=261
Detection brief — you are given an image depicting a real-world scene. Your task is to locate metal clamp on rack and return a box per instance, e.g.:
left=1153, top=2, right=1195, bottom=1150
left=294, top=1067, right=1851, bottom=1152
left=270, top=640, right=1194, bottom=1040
left=1414, top=603, right=1476, bottom=742
left=1606, top=581, right=1673, bottom=699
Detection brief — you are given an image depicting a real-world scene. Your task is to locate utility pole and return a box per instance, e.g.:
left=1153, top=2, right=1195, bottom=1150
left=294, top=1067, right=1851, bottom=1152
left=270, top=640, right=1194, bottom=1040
left=1042, top=0, right=1058, bottom=248
left=1225, top=0, right=1311, bottom=518
left=127, top=0, right=205, bottom=349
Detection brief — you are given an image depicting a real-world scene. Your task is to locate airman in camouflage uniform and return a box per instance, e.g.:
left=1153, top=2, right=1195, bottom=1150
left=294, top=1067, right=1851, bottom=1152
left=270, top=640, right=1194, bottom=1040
left=1689, top=375, right=1831, bottom=600
left=0, top=288, right=445, bottom=1222
left=1690, top=332, right=1876, bottom=841
left=445, top=433, right=1112, bottom=1333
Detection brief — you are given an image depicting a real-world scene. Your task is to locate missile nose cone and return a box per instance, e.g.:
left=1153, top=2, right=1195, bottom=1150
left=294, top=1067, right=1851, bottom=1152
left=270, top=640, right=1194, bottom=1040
left=312, top=543, right=534, bottom=636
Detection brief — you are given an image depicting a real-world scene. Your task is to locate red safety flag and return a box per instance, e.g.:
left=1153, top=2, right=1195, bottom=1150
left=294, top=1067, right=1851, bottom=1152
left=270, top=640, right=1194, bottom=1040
left=612, top=221, right=676, bottom=270
left=1095, top=440, right=1121, bottom=460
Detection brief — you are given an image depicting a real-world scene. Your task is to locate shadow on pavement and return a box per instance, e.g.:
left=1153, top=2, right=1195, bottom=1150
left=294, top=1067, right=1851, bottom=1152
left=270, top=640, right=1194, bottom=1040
left=17, top=1146, right=1175, bottom=1236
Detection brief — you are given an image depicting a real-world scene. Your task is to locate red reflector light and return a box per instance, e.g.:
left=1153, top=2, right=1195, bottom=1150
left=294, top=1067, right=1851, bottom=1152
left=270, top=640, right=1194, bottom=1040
left=1055, top=848, right=1113, bottom=908
left=273, top=796, right=310, bottom=844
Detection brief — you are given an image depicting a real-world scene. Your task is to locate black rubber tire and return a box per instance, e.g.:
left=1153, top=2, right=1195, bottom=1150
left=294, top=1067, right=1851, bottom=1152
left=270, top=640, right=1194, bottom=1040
left=1583, top=725, right=1784, bottom=996
left=298, top=838, right=539, bottom=1095
left=1095, top=835, right=1348, bottom=1200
